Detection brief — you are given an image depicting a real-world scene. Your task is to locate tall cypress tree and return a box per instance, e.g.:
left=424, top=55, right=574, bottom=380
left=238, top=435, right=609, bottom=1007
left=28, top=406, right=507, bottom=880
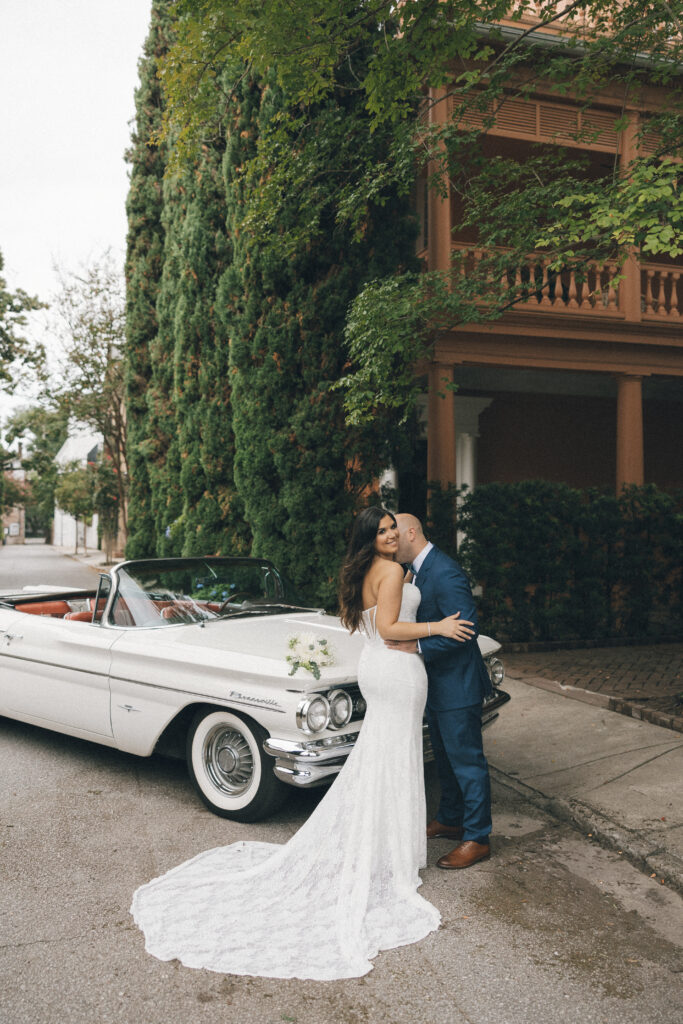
left=224, top=75, right=419, bottom=607
left=124, top=0, right=173, bottom=558
left=172, top=141, right=251, bottom=556
left=145, top=162, right=184, bottom=555
left=126, top=5, right=250, bottom=561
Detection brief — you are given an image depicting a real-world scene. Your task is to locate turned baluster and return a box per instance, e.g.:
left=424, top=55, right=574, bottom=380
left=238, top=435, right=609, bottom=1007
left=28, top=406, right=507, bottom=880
left=580, top=265, right=594, bottom=308
left=539, top=258, right=552, bottom=306
left=567, top=269, right=579, bottom=308
left=645, top=269, right=655, bottom=314
left=455, top=249, right=467, bottom=279
left=552, top=267, right=564, bottom=307
left=606, top=267, right=618, bottom=310
left=659, top=271, right=670, bottom=315
left=528, top=258, right=540, bottom=301
left=513, top=263, right=524, bottom=303
left=670, top=272, right=680, bottom=318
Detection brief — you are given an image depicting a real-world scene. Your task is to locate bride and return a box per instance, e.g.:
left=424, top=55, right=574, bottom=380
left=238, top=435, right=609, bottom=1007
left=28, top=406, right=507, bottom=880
left=130, top=506, right=474, bottom=980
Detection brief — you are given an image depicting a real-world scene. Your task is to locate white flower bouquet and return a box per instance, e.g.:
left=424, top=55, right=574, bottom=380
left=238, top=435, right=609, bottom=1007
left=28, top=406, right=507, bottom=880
left=286, top=633, right=335, bottom=680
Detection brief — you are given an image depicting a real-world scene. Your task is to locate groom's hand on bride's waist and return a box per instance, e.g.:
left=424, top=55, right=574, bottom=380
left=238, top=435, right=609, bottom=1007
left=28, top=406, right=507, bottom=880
left=384, top=639, right=418, bottom=654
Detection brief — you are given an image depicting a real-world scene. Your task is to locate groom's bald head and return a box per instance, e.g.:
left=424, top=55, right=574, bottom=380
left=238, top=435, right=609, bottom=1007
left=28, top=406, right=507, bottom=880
left=395, top=513, right=428, bottom=562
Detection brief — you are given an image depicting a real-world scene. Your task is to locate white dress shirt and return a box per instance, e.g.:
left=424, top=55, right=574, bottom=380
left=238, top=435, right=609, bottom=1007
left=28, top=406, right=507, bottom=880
left=411, top=541, right=433, bottom=580
left=410, top=542, right=433, bottom=653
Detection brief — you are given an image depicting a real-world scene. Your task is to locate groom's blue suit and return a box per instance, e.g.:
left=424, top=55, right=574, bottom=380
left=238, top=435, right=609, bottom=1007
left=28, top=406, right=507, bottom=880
left=414, top=545, right=493, bottom=843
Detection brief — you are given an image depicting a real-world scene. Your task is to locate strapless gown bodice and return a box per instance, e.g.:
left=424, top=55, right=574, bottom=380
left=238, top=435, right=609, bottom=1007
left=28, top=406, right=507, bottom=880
left=362, top=582, right=421, bottom=642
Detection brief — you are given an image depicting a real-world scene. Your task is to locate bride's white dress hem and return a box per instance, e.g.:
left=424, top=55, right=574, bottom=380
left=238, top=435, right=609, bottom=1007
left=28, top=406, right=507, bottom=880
left=130, top=584, right=441, bottom=981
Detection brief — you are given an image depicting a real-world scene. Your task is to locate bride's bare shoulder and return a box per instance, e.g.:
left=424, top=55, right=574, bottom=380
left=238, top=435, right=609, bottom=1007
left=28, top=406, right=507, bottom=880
left=375, top=560, right=404, bottom=583
left=365, top=558, right=402, bottom=588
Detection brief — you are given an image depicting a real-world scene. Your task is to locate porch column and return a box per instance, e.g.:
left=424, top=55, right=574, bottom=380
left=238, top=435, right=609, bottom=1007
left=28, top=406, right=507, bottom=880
left=619, top=112, right=641, bottom=322
left=454, top=397, right=493, bottom=493
left=427, top=87, right=451, bottom=274
left=427, top=363, right=456, bottom=486
left=615, top=374, right=644, bottom=491
left=457, top=433, right=476, bottom=493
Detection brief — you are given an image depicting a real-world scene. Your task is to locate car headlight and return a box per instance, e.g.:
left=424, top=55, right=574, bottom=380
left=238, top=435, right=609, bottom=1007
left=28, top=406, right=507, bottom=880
left=327, top=689, right=353, bottom=729
left=296, top=695, right=330, bottom=734
left=487, top=657, right=505, bottom=686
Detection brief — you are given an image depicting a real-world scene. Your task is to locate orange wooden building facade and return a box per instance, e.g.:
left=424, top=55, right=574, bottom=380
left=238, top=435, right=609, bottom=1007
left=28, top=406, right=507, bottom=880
left=418, top=70, right=682, bottom=498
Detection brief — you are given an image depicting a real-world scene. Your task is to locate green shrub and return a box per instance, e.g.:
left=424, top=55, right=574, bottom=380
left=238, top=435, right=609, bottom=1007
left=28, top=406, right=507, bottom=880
left=438, top=481, right=683, bottom=643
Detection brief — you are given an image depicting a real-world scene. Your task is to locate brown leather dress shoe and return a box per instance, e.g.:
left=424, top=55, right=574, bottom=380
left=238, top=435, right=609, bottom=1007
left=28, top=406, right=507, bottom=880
left=426, top=819, right=464, bottom=841
left=437, top=840, right=490, bottom=869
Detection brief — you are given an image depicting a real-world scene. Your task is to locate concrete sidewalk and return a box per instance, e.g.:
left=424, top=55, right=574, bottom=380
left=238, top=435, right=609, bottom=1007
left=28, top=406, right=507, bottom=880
left=487, top=675, right=683, bottom=897
left=505, top=643, right=683, bottom=732
left=50, top=543, right=112, bottom=570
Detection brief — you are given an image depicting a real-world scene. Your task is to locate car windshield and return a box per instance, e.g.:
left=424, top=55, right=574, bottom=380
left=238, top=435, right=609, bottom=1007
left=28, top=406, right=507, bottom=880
left=109, top=558, right=310, bottom=628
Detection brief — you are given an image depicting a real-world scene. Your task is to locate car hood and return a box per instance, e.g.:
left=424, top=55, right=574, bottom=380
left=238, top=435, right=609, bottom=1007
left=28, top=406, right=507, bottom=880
left=171, top=610, right=365, bottom=685
left=111, top=612, right=500, bottom=690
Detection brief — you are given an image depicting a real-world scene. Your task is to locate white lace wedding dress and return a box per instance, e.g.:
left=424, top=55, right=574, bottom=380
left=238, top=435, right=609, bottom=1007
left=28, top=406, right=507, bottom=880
left=130, top=583, right=440, bottom=980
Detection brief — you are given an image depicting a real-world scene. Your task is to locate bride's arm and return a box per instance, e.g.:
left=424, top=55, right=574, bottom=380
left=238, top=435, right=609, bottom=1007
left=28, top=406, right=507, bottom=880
left=374, top=563, right=474, bottom=642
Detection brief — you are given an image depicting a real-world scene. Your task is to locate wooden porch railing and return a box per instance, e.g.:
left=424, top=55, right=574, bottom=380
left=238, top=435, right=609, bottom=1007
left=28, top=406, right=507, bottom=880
left=451, top=243, right=682, bottom=321
left=641, top=263, right=681, bottom=320
left=451, top=243, right=622, bottom=316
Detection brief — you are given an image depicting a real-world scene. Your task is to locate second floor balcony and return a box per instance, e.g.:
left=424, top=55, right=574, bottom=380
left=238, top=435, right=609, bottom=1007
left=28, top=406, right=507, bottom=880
left=450, top=243, right=681, bottom=325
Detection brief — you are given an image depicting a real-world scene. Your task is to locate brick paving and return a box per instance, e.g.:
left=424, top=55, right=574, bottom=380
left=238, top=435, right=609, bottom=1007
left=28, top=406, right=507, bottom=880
left=503, top=642, right=683, bottom=732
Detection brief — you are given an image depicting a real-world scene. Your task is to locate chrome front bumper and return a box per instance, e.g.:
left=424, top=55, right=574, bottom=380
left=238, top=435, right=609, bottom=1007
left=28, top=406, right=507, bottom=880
left=264, top=688, right=511, bottom=789
left=263, top=733, right=360, bottom=787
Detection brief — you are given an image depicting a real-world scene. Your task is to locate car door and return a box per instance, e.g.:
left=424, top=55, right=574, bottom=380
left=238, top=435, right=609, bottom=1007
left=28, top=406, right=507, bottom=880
left=0, top=607, right=117, bottom=740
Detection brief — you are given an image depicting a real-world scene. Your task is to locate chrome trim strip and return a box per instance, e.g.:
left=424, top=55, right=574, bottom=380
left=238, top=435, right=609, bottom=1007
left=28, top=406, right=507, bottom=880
left=0, top=653, right=287, bottom=714
left=0, top=652, right=109, bottom=679
left=108, top=675, right=288, bottom=713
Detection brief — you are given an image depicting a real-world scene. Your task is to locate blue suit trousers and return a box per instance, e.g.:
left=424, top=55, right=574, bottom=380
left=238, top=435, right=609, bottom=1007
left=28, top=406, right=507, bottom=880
left=425, top=702, right=492, bottom=843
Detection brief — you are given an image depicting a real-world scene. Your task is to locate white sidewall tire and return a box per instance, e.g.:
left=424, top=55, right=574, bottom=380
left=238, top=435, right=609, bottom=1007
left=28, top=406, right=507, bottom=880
left=186, top=709, right=285, bottom=821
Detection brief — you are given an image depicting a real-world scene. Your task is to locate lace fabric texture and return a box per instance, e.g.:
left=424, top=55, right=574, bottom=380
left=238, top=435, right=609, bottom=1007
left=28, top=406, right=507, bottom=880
left=130, top=583, right=440, bottom=980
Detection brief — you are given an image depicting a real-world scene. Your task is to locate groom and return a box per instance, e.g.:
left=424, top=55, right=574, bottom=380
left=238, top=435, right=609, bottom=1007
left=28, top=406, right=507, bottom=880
left=389, top=513, right=493, bottom=869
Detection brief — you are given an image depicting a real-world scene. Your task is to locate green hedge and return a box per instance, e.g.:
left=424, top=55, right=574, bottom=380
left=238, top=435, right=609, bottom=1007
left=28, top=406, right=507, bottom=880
left=429, top=481, right=683, bottom=643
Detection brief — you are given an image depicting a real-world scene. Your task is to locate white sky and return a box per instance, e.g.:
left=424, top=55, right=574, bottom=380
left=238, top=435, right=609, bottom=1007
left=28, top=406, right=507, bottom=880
left=0, top=0, right=152, bottom=423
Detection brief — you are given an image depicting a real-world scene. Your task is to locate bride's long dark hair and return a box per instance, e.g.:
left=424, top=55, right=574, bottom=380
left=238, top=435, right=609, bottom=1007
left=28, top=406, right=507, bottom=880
left=338, top=506, right=397, bottom=634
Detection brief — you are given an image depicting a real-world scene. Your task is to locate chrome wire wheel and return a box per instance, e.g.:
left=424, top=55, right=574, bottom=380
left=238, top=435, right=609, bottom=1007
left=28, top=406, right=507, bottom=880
left=186, top=708, right=287, bottom=822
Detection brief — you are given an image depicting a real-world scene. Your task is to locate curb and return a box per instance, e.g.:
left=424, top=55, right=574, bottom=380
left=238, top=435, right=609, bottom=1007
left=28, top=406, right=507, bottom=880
left=490, top=765, right=683, bottom=896
left=508, top=671, right=683, bottom=734
left=53, top=548, right=112, bottom=572
left=505, top=636, right=681, bottom=653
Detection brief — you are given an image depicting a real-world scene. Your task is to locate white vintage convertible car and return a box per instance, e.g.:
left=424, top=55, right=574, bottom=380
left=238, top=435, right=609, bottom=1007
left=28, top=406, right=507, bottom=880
left=0, top=557, right=509, bottom=821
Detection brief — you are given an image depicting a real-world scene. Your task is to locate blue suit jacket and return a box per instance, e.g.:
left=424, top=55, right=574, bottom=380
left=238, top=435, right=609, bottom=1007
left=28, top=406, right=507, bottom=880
left=415, top=546, right=492, bottom=711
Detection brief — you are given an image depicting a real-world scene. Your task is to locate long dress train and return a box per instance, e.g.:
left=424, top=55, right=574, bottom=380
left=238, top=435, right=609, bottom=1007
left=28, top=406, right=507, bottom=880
left=130, top=583, right=440, bottom=980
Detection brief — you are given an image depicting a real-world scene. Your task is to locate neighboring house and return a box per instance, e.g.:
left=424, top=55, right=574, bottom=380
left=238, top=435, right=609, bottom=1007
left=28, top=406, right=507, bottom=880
left=2, top=451, right=26, bottom=545
left=53, top=425, right=102, bottom=552
left=412, top=12, right=682, bottom=500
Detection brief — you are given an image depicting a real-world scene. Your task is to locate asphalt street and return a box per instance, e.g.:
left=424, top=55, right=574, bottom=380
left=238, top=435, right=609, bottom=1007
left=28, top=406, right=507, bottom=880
left=0, top=539, right=99, bottom=594
left=1, top=543, right=682, bottom=1024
